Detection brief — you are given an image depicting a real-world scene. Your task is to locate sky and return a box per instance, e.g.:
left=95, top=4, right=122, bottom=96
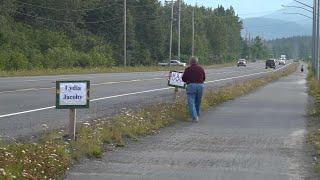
left=183, top=0, right=294, bottom=18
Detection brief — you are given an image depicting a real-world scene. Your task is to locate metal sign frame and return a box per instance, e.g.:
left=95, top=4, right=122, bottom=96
left=56, top=80, right=90, bottom=109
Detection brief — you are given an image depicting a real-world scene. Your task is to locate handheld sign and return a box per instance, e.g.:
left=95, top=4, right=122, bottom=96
left=56, top=81, right=90, bottom=109
left=168, top=71, right=186, bottom=89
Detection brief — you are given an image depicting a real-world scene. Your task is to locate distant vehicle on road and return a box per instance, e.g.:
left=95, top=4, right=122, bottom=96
left=266, top=59, right=276, bottom=69
left=237, top=59, right=247, bottom=67
left=158, top=60, right=186, bottom=67
left=280, top=55, right=286, bottom=60
left=278, top=59, right=286, bottom=65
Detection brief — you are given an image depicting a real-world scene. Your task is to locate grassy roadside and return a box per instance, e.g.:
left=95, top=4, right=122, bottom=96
left=0, top=63, right=234, bottom=77
left=0, top=64, right=297, bottom=179
left=306, top=68, right=320, bottom=174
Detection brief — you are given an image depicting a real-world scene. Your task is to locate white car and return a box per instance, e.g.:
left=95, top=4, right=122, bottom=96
left=237, top=59, right=247, bottom=67
left=279, top=59, right=286, bottom=65
left=158, top=60, right=186, bottom=67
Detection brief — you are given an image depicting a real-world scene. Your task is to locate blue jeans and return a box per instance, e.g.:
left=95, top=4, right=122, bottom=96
left=186, top=83, right=204, bottom=119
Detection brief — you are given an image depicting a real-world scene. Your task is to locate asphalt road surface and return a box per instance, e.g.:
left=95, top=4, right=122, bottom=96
left=67, top=66, right=316, bottom=180
left=0, top=62, right=290, bottom=138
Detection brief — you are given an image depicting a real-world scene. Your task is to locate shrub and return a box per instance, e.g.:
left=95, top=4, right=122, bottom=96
left=89, top=45, right=115, bottom=67
left=45, top=47, right=77, bottom=68
left=4, top=51, right=28, bottom=70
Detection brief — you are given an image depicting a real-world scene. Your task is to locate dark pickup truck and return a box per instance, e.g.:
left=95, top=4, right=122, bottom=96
left=266, top=59, right=276, bottom=69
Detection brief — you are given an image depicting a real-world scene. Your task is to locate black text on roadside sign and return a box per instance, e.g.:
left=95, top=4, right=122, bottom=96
left=56, top=81, right=90, bottom=109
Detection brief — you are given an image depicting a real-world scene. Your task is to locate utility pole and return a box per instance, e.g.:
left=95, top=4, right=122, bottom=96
left=178, top=0, right=181, bottom=59
left=192, top=6, right=195, bottom=57
left=283, top=2, right=315, bottom=73
left=315, top=0, right=318, bottom=78
left=313, top=0, right=316, bottom=72
left=317, top=0, right=320, bottom=80
left=287, top=0, right=316, bottom=76
left=248, top=33, right=251, bottom=61
left=315, top=0, right=317, bottom=75
left=124, top=0, right=127, bottom=67
left=169, top=0, right=174, bottom=65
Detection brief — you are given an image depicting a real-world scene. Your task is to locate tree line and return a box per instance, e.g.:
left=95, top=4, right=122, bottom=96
left=241, top=36, right=269, bottom=60
left=266, top=36, right=311, bottom=60
left=0, top=0, right=253, bottom=71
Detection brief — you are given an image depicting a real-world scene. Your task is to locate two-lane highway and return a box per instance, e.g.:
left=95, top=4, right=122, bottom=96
left=0, top=62, right=287, bottom=138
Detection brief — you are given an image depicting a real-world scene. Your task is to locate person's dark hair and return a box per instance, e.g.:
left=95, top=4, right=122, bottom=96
left=189, top=56, right=198, bottom=65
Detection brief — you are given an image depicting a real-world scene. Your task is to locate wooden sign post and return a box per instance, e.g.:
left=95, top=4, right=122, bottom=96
left=56, top=81, right=90, bottom=140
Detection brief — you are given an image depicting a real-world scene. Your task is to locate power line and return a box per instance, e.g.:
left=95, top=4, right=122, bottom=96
left=281, top=5, right=313, bottom=13
left=283, top=12, right=312, bottom=19
left=293, top=0, right=313, bottom=9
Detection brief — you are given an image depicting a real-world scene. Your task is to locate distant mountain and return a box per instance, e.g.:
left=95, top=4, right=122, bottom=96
left=263, top=0, right=312, bottom=27
left=242, top=0, right=312, bottom=39
left=242, top=18, right=311, bottom=40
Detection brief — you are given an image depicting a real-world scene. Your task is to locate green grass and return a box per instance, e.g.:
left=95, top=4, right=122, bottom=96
left=0, top=63, right=235, bottom=77
left=306, top=67, right=320, bottom=175
left=0, top=63, right=297, bottom=179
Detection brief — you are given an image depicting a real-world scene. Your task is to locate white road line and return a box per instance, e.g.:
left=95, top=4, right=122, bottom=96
left=0, top=63, right=292, bottom=119
left=0, top=88, right=40, bottom=94
left=91, top=77, right=163, bottom=86
left=206, top=71, right=267, bottom=83
left=206, top=67, right=265, bottom=76
left=0, top=78, right=165, bottom=94
left=0, top=87, right=173, bottom=118
left=0, top=63, right=264, bottom=83
left=0, top=66, right=265, bottom=94
left=91, top=87, right=173, bottom=102
left=0, top=67, right=261, bottom=94
left=0, top=106, right=55, bottom=118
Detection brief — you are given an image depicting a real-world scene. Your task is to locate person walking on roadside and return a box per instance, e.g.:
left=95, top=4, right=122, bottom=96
left=182, top=57, right=206, bottom=122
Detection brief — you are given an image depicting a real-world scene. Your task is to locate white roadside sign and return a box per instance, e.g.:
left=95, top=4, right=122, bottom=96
left=56, top=81, right=90, bottom=109
left=60, top=82, right=87, bottom=105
